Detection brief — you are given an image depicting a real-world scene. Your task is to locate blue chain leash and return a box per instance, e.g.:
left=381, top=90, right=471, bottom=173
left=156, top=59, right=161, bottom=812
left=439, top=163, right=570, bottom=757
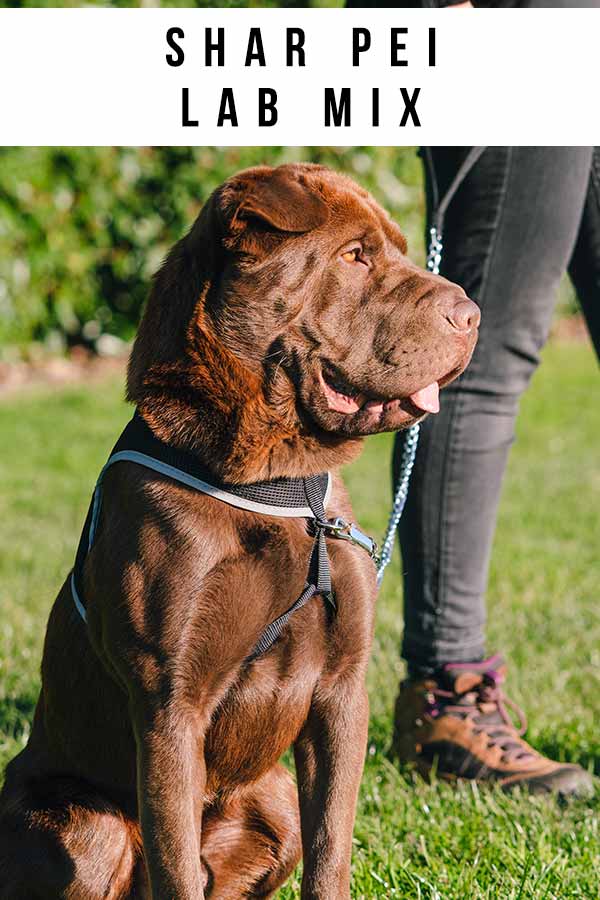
left=376, top=225, right=443, bottom=589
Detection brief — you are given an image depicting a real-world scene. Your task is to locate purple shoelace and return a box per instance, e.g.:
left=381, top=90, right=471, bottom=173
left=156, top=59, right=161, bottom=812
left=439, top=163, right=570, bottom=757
left=426, top=664, right=535, bottom=764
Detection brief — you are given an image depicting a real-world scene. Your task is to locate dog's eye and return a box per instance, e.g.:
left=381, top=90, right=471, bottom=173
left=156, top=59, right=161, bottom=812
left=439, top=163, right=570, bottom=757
left=341, top=248, right=361, bottom=263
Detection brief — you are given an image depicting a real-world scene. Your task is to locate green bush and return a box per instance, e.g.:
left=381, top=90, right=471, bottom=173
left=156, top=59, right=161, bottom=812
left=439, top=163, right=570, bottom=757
left=0, top=147, right=423, bottom=358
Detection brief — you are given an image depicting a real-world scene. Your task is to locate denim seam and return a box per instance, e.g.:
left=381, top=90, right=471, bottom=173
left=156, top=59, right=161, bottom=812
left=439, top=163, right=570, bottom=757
left=431, top=147, right=514, bottom=658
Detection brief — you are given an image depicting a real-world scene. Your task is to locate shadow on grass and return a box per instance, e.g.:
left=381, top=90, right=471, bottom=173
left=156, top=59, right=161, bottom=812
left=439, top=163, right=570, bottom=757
left=534, top=736, right=600, bottom=777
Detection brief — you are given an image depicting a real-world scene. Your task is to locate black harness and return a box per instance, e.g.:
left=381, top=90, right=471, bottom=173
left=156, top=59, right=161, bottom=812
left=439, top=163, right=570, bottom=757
left=71, top=413, right=378, bottom=660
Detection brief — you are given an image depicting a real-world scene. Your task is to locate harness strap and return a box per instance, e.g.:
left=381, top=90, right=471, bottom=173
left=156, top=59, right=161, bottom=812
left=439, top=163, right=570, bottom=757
left=248, top=474, right=335, bottom=660
left=70, top=414, right=378, bottom=662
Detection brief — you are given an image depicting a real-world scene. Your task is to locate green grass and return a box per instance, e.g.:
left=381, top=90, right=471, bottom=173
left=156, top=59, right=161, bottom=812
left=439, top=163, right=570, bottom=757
left=1, top=340, right=599, bottom=898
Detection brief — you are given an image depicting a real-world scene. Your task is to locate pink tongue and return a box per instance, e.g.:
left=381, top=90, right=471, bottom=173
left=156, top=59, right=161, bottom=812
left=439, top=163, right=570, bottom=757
left=409, top=381, right=440, bottom=413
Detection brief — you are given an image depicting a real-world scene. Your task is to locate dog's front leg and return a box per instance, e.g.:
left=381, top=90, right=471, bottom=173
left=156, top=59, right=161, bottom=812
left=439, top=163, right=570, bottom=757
left=294, top=676, right=369, bottom=900
left=133, top=706, right=207, bottom=899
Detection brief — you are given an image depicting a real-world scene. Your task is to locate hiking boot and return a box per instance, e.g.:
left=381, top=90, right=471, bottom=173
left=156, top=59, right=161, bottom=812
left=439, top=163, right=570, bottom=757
left=392, top=654, right=594, bottom=797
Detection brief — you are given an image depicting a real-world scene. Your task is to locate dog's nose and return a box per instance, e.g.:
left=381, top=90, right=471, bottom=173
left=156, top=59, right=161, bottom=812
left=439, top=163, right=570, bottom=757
left=446, top=298, right=480, bottom=333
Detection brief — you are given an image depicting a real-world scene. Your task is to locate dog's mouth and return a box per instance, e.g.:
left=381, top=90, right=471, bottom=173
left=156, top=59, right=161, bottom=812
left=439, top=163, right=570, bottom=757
left=318, top=361, right=441, bottom=418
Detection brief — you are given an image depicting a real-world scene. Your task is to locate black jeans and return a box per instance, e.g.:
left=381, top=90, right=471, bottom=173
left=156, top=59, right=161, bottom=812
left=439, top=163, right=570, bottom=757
left=396, top=147, right=600, bottom=675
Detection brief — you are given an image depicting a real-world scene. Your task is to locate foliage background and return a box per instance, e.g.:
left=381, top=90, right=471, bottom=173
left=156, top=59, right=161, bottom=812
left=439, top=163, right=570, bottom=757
left=0, top=147, right=422, bottom=360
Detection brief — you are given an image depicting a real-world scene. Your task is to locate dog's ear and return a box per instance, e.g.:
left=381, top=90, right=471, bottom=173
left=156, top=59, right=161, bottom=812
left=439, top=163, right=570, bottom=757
left=224, top=166, right=329, bottom=235
left=127, top=193, right=221, bottom=405
left=127, top=166, right=328, bottom=406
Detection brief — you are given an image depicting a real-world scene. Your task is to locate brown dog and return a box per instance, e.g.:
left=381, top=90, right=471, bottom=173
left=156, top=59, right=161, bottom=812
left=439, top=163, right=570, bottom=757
left=0, top=163, right=478, bottom=899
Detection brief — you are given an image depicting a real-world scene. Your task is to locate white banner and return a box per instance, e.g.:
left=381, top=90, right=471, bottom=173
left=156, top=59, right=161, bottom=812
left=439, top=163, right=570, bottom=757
left=0, top=8, right=599, bottom=146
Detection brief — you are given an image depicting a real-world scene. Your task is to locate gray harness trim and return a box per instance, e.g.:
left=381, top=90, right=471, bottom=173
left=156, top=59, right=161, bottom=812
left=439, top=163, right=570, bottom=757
left=71, top=451, right=332, bottom=625
left=69, top=414, right=378, bottom=659
left=71, top=573, right=88, bottom=623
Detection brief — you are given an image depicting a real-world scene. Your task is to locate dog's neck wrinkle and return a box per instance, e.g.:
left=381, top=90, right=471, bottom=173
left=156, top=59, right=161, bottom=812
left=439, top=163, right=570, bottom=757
left=135, top=318, right=363, bottom=483
left=138, top=384, right=362, bottom=483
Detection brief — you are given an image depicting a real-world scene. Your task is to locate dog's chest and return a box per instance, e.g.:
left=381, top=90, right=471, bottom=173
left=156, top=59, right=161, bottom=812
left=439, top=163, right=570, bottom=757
left=203, top=527, right=376, bottom=794
left=204, top=644, right=319, bottom=793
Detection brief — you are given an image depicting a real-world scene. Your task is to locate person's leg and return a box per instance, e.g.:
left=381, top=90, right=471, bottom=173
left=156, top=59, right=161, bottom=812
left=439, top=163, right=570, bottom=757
left=391, top=147, right=595, bottom=795
left=568, top=146, right=600, bottom=359
left=397, top=146, right=593, bottom=674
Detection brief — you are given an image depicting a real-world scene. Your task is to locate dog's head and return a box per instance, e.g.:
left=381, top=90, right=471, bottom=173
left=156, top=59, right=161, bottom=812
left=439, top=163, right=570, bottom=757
left=128, top=164, right=478, bottom=473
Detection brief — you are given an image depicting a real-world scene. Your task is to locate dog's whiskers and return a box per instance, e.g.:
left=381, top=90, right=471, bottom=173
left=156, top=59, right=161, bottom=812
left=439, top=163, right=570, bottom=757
left=271, top=354, right=291, bottom=384
left=264, top=347, right=288, bottom=362
left=264, top=348, right=291, bottom=382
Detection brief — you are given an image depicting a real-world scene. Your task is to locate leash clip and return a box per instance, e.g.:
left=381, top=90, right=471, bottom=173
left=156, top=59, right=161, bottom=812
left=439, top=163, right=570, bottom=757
left=323, top=517, right=380, bottom=564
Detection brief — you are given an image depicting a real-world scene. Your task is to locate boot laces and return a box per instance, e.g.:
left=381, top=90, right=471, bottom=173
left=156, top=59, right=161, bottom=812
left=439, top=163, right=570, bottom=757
left=429, top=671, right=536, bottom=763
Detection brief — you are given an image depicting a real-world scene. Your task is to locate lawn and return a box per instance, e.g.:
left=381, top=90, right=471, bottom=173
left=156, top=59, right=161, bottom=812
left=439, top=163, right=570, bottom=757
left=1, top=338, right=598, bottom=899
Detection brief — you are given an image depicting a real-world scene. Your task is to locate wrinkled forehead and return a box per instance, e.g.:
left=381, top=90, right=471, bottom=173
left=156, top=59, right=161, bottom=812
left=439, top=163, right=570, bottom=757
left=316, top=176, right=408, bottom=256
